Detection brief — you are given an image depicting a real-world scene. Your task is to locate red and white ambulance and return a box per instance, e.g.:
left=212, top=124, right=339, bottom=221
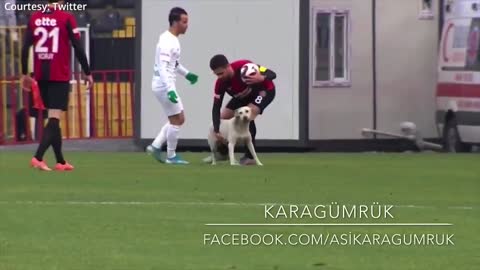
left=438, top=0, right=480, bottom=152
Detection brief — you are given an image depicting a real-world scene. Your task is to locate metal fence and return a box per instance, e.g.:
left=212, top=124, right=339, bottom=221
left=0, top=69, right=134, bottom=145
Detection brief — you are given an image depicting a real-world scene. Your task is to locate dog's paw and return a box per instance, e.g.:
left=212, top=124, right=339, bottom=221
left=211, top=162, right=217, bottom=166
left=230, top=161, right=240, bottom=166
left=257, top=162, right=264, bottom=166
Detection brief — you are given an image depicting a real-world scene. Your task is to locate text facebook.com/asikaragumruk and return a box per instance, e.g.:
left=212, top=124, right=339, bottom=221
left=203, top=203, right=455, bottom=247
left=203, top=233, right=455, bottom=247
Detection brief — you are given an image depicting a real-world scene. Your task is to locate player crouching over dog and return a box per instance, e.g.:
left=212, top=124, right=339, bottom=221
left=204, top=54, right=277, bottom=165
left=207, top=106, right=263, bottom=166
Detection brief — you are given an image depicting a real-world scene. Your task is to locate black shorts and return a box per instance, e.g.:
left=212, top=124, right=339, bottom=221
left=38, top=81, right=70, bottom=111
left=226, top=87, right=276, bottom=114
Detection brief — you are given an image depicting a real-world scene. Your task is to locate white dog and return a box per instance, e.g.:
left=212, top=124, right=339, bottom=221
left=208, top=106, right=263, bottom=166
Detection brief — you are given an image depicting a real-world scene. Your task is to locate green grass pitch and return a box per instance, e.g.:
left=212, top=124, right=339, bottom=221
left=0, top=152, right=479, bottom=270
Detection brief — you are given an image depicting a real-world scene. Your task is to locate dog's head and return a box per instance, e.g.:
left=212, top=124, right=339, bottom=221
left=234, top=106, right=252, bottom=123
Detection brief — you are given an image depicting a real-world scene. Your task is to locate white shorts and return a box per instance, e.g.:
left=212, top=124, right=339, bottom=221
left=153, top=89, right=184, bottom=117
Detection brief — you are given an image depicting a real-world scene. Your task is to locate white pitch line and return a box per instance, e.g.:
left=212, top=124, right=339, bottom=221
left=447, top=206, right=474, bottom=210
left=0, top=201, right=476, bottom=210
left=205, top=223, right=453, bottom=227
left=0, top=200, right=254, bottom=207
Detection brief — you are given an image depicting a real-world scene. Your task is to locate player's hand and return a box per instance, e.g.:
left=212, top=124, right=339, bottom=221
left=186, top=72, right=198, bottom=85
left=167, top=90, right=178, bottom=103
left=20, top=74, right=33, bottom=92
left=244, top=72, right=265, bottom=85
left=214, top=132, right=227, bottom=145
left=85, top=74, right=94, bottom=90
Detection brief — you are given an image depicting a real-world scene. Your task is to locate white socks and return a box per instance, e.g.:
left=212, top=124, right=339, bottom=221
left=152, top=122, right=181, bottom=159
left=152, top=122, right=170, bottom=149
left=166, top=124, right=180, bottom=159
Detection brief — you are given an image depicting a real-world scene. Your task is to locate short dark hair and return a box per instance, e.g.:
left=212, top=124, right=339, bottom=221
left=169, top=7, right=187, bottom=26
left=48, top=0, right=61, bottom=3
left=209, top=54, right=229, bottom=70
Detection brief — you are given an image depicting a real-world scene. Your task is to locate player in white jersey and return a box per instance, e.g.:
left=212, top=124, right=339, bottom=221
left=147, top=7, right=198, bottom=164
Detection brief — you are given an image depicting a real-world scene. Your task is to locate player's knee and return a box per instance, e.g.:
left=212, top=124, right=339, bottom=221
left=247, top=104, right=260, bottom=119
left=169, top=113, right=185, bottom=126
left=221, top=109, right=234, bottom=119
left=177, top=115, right=185, bottom=125
left=174, top=119, right=185, bottom=126
left=48, top=109, right=62, bottom=120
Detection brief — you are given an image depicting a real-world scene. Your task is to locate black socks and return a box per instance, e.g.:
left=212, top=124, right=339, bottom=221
left=34, top=118, right=65, bottom=164
left=245, top=120, right=257, bottom=159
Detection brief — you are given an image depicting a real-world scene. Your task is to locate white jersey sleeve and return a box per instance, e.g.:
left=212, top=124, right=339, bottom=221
left=158, top=43, right=172, bottom=62
left=176, top=63, right=189, bottom=77
left=154, top=45, right=174, bottom=90
left=152, top=31, right=181, bottom=91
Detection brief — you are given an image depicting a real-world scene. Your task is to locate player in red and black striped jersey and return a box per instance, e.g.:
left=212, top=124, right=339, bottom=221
left=21, top=0, right=93, bottom=171
left=208, top=54, right=277, bottom=165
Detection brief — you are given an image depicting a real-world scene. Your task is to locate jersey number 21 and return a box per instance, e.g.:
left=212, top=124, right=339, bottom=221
left=34, top=27, right=59, bottom=53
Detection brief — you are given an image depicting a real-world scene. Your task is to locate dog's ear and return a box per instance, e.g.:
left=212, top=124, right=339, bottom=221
left=234, top=109, right=240, bottom=120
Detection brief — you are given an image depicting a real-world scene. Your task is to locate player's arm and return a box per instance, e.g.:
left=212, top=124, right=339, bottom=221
left=21, top=23, right=33, bottom=76
left=155, top=45, right=173, bottom=89
left=66, top=15, right=93, bottom=88
left=154, top=44, right=180, bottom=103
left=176, top=62, right=198, bottom=85
left=243, top=65, right=277, bottom=85
left=212, top=81, right=226, bottom=133
left=258, top=65, right=277, bottom=81
left=67, top=16, right=90, bottom=75
left=20, top=23, right=34, bottom=90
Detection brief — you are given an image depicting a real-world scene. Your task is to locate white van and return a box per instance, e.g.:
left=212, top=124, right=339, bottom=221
left=438, top=0, right=480, bottom=152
